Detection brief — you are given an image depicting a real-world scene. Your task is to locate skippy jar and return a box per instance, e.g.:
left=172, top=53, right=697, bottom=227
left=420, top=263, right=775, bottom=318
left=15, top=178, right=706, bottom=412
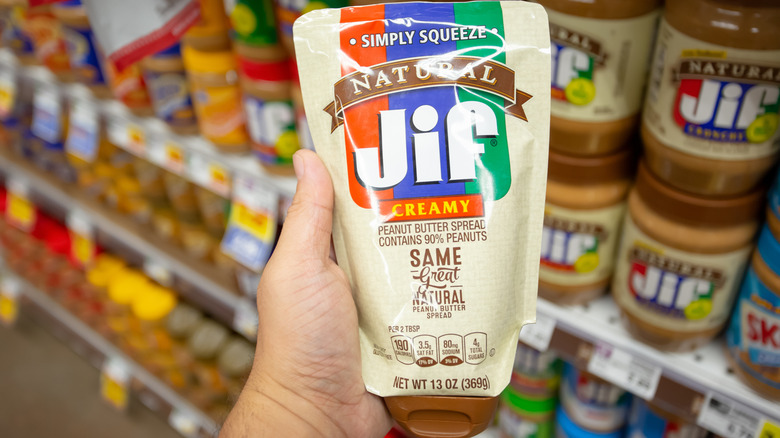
left=293, top=2, right=550, bottom=437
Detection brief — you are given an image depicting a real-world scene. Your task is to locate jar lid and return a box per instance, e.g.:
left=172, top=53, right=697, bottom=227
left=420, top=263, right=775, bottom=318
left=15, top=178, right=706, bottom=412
left=556, top=406, right=623, bottom=438
left=500, top=385, right=557, bottom=415
left=166, top=303, right=204, bottom=339
left=182, top=45, right=237, bottom=74
left=758, top=225, right=780, bottom=277
left=217, top=338, right=255, bottom=377
left=188, top=320, right=229, bottom=360
left=131, top=287, right=177, bottom=321
left=238, top=55, right=290, bottom=82
left=635, top=160, right=764, bottom=227
left=107, top=270, right=149, bottom=305
left=547, top=147, right=635, bottom=185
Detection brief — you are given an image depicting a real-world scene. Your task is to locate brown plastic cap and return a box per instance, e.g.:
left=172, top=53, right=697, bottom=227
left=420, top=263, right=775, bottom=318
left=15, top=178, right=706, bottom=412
left=385, top=396, right=499, bottom=438
left=666, top=0, right=780, bottom=49
left=636, top=160, right=764, bottom=227
left=547, top=147, right=635, bottom=185
left=537, top=0, right=661, bottom=19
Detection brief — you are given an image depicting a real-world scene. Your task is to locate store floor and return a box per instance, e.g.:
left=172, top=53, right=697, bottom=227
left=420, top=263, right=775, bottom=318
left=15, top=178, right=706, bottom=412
left=0, top=316, right=184, bottom=438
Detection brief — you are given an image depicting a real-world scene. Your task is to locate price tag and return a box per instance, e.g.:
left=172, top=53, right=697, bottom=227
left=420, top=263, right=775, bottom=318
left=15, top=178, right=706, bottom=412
left=6, top=177, right=35, bottom=231
left=67, top=210, right=95, bottom=267
left=126, top=123, right=146, bottom=155
left=168, top=409, right=201, bottom=438
left=0, top=69, right=17, bottom=120
left=587, top=341, right=661, bottom=400
left=518, top=314, right=556, bottom=352
left=107, top=116, right=128, bottom=147
left=31, top=86, right=62, bottom=144
left=697, top=392, right=763, bottom=438
left=233, top=299, right=259, bottom=339
left=100, top=357, right=131, bottom=411
left=144, top=259, right=172, bottom=287
left=0, top=277, right=21, bottom=327
left=188, top=152, right=231, bottom=197
left=66, top=100, right=100, bottom=162
left=221, top=175, right=279, bottom=272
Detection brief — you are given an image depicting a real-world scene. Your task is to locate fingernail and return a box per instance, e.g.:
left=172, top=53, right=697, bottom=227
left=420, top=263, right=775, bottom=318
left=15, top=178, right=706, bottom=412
left=293, top=151, right=305, bottom=180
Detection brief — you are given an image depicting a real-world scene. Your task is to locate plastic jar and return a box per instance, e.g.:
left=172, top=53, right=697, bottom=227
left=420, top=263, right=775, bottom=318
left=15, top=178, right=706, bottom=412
left=23, top=6, right=71, bottom=79
left=612, top=161, right=763, bottom=352
left=2, top=3, right=36, bottom=65
left=498, top=386, right=555, bottom=438
left=51, top=0, right=110, bottom=98
left=141, top=44, right=199, bottom=135
left=130, top=286, right=178, bottom=373
left=556, top=405, right=624, bottom=438
left=182, top=46, right=248, bottom=152
left=186, top=319, right=230, bottom=410
left=194, top=187, right=228, bottom=238
left=273, top=0, right=349, bottom=54
left=510, top=342, right=562, bottom=398
left=626, top=398, right=707, bottom=438
left=105, top=270, right=150, bottom=339
left=539, top=148, right=633, bottom=305
left=230, top=0, right=279, bottom=48
left=131, top=157, right=169, bottom=208
left=727, top=226, right=780, bottom=400
left=559, top=363, right=630, bottom=433
left=239, top=52, right=299, bottom=174
left=182, top=0, right=231, bottom=51
left=106, top=62, right=154, bottom=117
left=217, top=337, right=254, bottom=395
left=162, top=171, right=201, bottom=222
left=537, top=0, right=661, bottom=155
left=641, top=0, right=780, bottom=196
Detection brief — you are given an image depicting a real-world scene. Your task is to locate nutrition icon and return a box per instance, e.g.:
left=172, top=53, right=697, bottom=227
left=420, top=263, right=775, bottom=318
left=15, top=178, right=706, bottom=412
left=391, top=333, right=487, bottom=367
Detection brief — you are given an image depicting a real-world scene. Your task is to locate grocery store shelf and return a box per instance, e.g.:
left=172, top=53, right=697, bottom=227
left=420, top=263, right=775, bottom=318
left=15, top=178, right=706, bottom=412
left=535, top=296, right=780, bottom=432
left=0, top=149, right=254, bottom=338
left=16, top=274, right=218, bottom=438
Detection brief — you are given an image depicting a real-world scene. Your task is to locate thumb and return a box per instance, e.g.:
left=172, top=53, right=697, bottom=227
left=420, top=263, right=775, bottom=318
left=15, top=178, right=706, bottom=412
left=274, top=150, right=335, bottom=263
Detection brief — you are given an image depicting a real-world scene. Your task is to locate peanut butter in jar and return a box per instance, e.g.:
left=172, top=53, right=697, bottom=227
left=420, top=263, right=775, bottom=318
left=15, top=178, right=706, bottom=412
left=641, top=0, right=780, bottom=196
left=539, top=148, right=634, bottom=305
left=537, top=0, right=661, bottom=156
left=612, top=161, right=763, bottom=352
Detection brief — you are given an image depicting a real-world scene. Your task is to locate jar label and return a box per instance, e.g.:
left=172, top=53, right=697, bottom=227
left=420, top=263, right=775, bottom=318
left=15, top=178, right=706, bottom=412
left=560, top=364, right=629, bottom=432
left=107, top=63, right=152, bottom=109
left=539, top=202, right=626, bottom=287
left=643, top=20, right=780, bottom=160
left=192, top=85, right=247, bottom=144
left=628, top=399, right=706, bottom=438
left=145, top=71, right=196, bottom=127
left=613, top=218, right=752, bottom=332
left=231, top=0, right=278, bottom=46
left=6, top=7, right=34, bottom=57
left=547, top=9, right=660, bottom=123
left=22, top=9, right=70, bottom=73
left=498, top=404, right=554, bottom=438
left=727, top=266, right=780, bottom=389
left=61, top=26, right=106, bottom=86
left=243, top=94, right=299, bottom=165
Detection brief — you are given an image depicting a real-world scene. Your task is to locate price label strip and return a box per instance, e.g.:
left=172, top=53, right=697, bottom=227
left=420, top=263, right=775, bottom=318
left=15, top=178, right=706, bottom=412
left=149, top=137, right=186, bottom=175
left=31, top=86, right=62, bottom=145
left=518, top=313, right=556, bottom=352
left=65, top=100, right=100, bottom=163
left=587, top=341, right=662, bottom=400
left=233, top=299, right=259, bottom=339
left=697, top=392, right=763, bottom=438
left=0, top=68, right=17, bottom=120
left=221, top=175, right=278, bottom=272
left=67, top=210, right=95, bottom=267
left=188, top=151, right=231, bottom=197
left=107, top=115, right=129, bottom=147
left=0, top=277, right=21, bottom=327
left=758, top=420, right=780, bottom=438
left=144, top=259, right=173, bottom=287
left=169, top=409, right=201, bottom=438
left=100, top=357, right=131, bottom=411
left=6, top=177, right=36, bottom=231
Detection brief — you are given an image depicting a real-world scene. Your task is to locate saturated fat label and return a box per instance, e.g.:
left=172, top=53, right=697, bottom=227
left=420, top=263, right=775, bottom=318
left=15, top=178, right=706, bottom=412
left=294, top=2, right=550, bottom=397
left=612, top=218, right=751, bottom=332
left=545, top=8, right=659, bottom=123
left=643, top=20, right=780, bottom=160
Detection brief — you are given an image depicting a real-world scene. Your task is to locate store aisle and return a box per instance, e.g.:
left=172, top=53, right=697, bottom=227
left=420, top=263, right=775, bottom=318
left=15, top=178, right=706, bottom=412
left=0, top=317, right=184, bottom=438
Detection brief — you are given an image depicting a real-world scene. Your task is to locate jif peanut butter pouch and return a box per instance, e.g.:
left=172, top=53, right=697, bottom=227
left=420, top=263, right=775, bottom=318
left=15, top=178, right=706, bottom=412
left=294, top=3, right=550, bottom=437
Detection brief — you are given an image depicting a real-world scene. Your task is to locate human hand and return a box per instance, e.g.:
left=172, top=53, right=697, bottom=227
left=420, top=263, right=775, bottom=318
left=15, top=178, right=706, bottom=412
left=220, top=150, right=393, bottom=438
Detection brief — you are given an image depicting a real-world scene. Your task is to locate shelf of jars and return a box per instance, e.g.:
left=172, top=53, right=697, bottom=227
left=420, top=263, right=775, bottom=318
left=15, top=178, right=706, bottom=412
left=10, top=274, right=219, bottom=438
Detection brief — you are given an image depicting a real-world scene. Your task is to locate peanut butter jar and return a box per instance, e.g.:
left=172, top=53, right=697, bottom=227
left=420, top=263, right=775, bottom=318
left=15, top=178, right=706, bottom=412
left=727, top=226, right=780, bottom=400
left=612, top=161, right=763, bottom=352
left=537, top=0, right=661, bottom=156
left=539, top=148, right=633, bottom=305
left=769, top=171, right=780, bottom=238
left=641, top=0, right=780, bottom=196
